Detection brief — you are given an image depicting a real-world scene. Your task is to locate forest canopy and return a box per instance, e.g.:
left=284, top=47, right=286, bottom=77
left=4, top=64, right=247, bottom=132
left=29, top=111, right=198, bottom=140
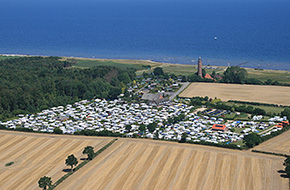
left=0, top=56, right=135, bottom=120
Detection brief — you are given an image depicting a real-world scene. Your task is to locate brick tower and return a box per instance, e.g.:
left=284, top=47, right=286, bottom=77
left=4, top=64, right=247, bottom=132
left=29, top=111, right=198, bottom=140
left=198, top=57, right=202, bottom=78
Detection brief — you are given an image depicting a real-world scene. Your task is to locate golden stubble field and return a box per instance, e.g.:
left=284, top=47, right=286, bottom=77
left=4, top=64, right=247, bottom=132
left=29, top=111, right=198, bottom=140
left=57, top=138, right=288, bottom=190
left=0, top=131, right=288, bottom=190
left=0, top=131, right=112, bottom=190
left=254, top=130, right=290, bottom=156
left=179, top=82, right=290, bottom=106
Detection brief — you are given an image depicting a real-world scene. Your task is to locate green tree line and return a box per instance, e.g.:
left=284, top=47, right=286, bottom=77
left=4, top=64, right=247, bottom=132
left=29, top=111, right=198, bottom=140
left=0, top=57, right=135, bottom=120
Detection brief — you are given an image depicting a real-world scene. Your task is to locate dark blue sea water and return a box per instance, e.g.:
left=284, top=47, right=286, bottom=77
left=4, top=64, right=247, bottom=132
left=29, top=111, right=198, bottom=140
left=1, top=0, right=290, bottom=70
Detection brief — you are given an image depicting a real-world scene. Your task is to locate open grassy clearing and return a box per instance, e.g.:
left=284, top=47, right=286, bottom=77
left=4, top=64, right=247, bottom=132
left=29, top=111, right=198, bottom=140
left=225, top=102, right=284, bottom=114
left=254, top=129, right=290, bottom=156
left=63, top=57, right=161, bottom=71
left=57, top=138, right=287, bottom=190
left=180, top=82, right=290, bottom=106
left=0, top=131, right=112, bottom=190
left=159, top=63, right=198, bottom=76
left=63, top=57, right=224, bottom=76
left=247, top=68, right=290, bottom=84
left=0, top=56, right=21, bottom=60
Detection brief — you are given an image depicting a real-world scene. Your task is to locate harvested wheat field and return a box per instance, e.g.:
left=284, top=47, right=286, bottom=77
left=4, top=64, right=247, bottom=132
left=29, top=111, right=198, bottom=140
left=254, top=130, right=290, bottom=156
left=57, top=138, right=288, bottom=190
left=0, top=130, right=112, bottom=190
left=180, top=82, right=290, bottom=106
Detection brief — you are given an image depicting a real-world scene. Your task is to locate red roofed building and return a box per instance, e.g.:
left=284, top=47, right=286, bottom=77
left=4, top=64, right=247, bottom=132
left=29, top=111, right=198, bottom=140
left=204, top=73, right=216, bottom=81
left=275, top=123, right=283, bottom=129
left=204, top=73, right=213, bottom=80
left=211, top=124, right=228, bottom=132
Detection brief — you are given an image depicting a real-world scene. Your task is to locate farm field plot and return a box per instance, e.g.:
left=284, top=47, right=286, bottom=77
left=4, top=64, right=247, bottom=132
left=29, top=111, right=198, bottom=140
left=57, top=138, right=288, bottom=190
left=0, top=130, right=112, bottom=190
left=254, top=129, right=290, bottom=155
left=180, top=82, right=290, bottom=106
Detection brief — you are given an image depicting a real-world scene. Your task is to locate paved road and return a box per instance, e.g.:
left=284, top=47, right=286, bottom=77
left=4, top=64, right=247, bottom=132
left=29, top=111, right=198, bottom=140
left=169, top=82, right=190, bottom=100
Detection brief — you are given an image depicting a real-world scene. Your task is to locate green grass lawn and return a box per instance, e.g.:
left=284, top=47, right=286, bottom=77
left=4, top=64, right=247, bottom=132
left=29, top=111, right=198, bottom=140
left=223, top=114, right=236, bottom=120
left=223, top=113, right=250, bottom=121
left=225, top=102, right=284, bottom=115
left=73, top=59, right=145, bottom=70
left=231, top=140, right=245, bottom=147
left=236, top=113, right=250, bottom=120
left=233, top=127, right=244, bottom=134
left=0, top=56, right=20, bottom=60
left=247, top=68, right=290, bottom=84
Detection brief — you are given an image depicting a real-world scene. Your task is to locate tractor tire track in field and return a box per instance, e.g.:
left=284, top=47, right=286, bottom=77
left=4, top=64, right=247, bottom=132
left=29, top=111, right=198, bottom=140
left=0, top=130, right=288, bottom=190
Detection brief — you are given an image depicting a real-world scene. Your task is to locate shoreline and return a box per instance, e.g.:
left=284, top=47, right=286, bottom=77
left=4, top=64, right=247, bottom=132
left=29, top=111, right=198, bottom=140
left=1, top=53, right=290, bottom=72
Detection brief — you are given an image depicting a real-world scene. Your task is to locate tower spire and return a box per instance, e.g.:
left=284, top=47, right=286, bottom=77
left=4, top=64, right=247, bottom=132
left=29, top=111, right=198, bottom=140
left=198, top=57, right=202, bottom=78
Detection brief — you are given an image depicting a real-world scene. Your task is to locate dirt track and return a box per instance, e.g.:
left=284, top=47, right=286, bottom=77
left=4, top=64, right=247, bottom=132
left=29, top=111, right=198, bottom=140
left=57, top=138, right=288, bottom=190
left=0, top=131, right=112, bottom=190
left=179, top=83, right=290, bottom=106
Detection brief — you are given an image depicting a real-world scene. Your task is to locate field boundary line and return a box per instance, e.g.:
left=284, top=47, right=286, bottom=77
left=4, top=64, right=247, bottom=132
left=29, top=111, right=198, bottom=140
left=175, top=82, right=190, bottom=99
left=251, top=150, right=289, bottom=157
left=49, top=138, right=118, bottom=190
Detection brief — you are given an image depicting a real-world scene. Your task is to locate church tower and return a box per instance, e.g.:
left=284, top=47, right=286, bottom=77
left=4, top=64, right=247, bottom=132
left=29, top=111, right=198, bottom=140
left=198, top=57, right=202, bottom=78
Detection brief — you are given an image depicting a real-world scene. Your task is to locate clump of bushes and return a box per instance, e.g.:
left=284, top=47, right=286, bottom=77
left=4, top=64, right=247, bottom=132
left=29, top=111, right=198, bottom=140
left=5, top=162, right=14, bottom=167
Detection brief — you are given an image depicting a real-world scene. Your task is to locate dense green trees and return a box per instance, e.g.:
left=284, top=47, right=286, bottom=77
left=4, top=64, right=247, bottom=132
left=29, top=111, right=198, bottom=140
left=38, top=176, right=52, bottom=190
left=252, top=108, right=266, bottom=115
left=179, top=132, right=187, bottom=143
left=281, top=108, right=290, bottom=120
left=125, top=125, right=132, bottom=132
left=139, top=124, right=146, bottom=133
left=154, top=130, right=160, bottom=140
left=283, top=157, right=290, bottom=177
left=243, top=133, right=262, bottom=148
left=153, top=67, right=164, bottom=76
left=0, top=57, right=135, bottom=120
left=147, top=122, right=157, bottom=133
left=223, top=66, right=248, bottom=84
left=74, top=129, right=124, bottom=137
left=83, top=146, right=94, bottom=160
left=53, top=127, right=63, bottom=134
left=245, top=78, right=263, bottom=85
left=190, top=97, right=208, bottom=106
left=65, top=154, right=78, bottom=171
